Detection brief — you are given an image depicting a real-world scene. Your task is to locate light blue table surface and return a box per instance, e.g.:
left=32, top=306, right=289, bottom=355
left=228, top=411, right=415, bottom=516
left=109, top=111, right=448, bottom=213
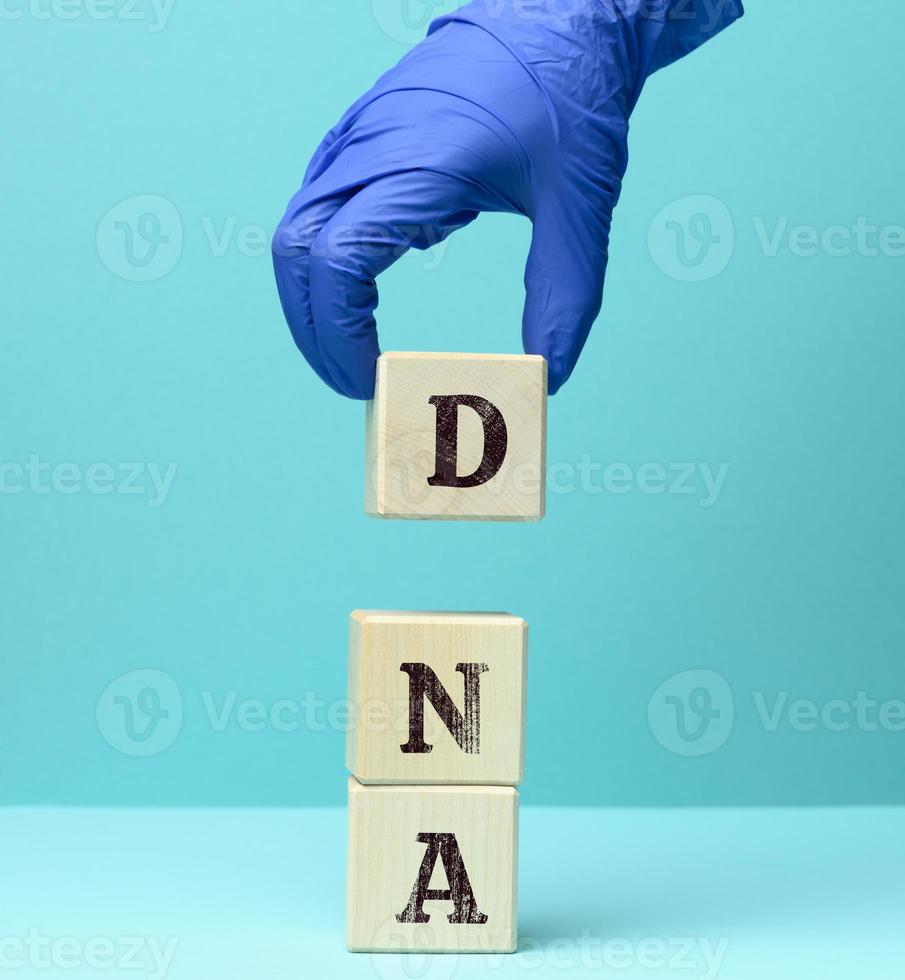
left=2, top=806, right=902, bottom=978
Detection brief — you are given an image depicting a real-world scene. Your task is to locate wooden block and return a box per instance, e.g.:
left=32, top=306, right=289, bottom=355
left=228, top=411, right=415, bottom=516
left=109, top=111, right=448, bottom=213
left=346, top=610, right=527, bottom=786
left=347, top=778, right=519, bottom=953
left=365, top=351, right=547, bottom=521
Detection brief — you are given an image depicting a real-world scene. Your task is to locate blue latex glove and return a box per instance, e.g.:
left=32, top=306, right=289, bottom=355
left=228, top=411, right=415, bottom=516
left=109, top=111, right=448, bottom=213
left=273, top=0, right=744, bottom=398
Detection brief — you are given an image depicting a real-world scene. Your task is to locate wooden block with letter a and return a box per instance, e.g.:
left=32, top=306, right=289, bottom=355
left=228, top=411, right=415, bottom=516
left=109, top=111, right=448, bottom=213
left=365, top=351, right=547, bottom=521
left=346, top=610, right=527, bottom=786
left=347, top=778, right=519, bottom=953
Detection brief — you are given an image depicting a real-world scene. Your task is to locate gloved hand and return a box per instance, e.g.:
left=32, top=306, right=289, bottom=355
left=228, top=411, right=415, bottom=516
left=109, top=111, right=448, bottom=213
left=273, top=0, right=743, bottom=399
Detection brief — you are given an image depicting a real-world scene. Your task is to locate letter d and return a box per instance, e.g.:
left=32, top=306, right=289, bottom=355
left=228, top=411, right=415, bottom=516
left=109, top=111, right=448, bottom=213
left=427, top=395, right=508, bottom=489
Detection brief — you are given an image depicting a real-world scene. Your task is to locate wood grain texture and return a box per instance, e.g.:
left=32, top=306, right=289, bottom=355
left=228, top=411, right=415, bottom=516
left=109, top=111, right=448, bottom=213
left=346, top=610, right=527, bottom=786
left=347, top=778, right=519, bottom=953
left=365, top=352, right=547, bottom=521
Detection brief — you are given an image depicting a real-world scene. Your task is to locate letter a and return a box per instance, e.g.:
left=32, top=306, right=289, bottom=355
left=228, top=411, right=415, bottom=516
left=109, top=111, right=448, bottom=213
left=396, top=833, right=489, bottom=925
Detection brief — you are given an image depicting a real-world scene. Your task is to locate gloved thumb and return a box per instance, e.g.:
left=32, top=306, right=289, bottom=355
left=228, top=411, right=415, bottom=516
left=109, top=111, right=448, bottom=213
left=522, top=193, right=613, bottom=395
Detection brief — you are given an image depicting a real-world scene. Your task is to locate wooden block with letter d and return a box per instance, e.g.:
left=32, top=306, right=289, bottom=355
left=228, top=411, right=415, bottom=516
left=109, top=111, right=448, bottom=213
left=365, top=351, right=547, bottom=521
left=347, top=778, right=519, bottom=953
left=346, top=610, right=527, bottom=786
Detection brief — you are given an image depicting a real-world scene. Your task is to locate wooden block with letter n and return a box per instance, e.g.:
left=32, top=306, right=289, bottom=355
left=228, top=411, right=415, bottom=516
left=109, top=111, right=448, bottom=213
left=365, top=351, right=547, bottom=521
left=347, top=778, right=519, bottom=953
left=346, top=610, right=527, bottom=786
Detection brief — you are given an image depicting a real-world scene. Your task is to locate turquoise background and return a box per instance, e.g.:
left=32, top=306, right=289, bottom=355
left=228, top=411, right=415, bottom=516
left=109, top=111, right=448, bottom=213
left=2, top=0, right=903, bottom=808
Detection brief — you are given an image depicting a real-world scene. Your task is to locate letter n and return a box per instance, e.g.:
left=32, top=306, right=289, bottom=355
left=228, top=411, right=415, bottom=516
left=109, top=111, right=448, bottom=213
left=400, top=662, right=488, bottom=754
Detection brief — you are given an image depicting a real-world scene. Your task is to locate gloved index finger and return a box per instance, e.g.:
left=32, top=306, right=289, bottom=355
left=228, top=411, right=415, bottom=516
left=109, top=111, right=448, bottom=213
left=306, top=170, right=488, bottom=399
left=272, top=187, right=359, bottom=397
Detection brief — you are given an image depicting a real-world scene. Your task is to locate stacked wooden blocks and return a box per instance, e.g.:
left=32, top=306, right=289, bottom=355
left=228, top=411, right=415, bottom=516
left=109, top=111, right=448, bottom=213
left=347, top=353, right=547, bottom=954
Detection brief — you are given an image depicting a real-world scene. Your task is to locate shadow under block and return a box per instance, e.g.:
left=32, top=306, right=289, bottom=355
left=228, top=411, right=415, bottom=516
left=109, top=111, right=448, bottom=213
left=346, top=610, right=527, bottom=786
left=347, top=778, right=519, bottom=953
left=365, top=352, right=547, bottom=521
